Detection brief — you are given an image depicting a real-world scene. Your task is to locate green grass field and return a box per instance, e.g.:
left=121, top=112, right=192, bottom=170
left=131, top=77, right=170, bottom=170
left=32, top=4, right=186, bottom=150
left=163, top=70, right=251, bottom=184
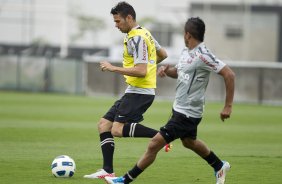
left=0, top=91, right=282, bottom=184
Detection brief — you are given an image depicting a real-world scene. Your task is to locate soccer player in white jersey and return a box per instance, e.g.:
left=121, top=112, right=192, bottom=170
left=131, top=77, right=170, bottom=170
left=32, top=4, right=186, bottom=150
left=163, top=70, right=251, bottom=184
left=105, top=17, right=235, bottom=184
left=83, top=1, right=169, bottom=180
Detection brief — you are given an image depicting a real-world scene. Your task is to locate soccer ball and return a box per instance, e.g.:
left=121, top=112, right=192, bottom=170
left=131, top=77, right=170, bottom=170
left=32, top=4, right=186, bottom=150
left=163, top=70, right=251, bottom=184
left=51, top=155, right=76, bottom=178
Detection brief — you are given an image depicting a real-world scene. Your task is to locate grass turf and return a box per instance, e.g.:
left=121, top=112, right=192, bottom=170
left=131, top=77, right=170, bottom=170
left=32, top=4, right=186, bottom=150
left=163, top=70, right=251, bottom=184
left=0, top=91, right=282, bottom=184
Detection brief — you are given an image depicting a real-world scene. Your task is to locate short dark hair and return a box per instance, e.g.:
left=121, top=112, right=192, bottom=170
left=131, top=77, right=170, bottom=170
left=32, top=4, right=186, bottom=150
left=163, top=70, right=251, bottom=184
left=110, top=1, right=136, bottom=20
left=185, top=17, right=205, bottom=42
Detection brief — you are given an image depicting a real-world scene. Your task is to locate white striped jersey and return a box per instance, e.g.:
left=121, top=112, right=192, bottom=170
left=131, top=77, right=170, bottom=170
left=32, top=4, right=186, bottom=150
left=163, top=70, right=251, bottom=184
left=173, top=42, right=226, bottom=118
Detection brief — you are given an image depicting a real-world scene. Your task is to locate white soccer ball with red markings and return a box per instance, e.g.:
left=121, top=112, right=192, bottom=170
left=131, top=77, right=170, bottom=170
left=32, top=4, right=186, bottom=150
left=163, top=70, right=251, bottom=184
left=51, top=155, right=76, bottom=178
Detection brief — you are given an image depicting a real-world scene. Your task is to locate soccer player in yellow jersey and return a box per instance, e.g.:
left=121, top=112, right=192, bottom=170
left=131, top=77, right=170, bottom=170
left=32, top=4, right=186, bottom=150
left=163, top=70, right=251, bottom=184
left=84, top=1, right=168, bottom=179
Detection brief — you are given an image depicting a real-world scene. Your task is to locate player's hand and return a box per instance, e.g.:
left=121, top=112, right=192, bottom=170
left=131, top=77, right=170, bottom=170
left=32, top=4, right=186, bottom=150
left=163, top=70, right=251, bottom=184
left=100, top=61, right=113, bottom=72
left=157, top=65, right=169, bottom=77
left=220, top=105, right=232, bottom=122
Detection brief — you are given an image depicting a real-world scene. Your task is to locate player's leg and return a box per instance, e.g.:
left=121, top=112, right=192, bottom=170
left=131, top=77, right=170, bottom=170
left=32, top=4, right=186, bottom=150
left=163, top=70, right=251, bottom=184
left=84, top=98, right=121, bottom=179
left=98, top=118, right=115, bottom=174
left=177, top=115, right=224, bottom=172
left=84, top=122, right=116, bottom=178
left=181, top=138, right=210, bottom=157
left=105, top=133, right=167, bottom=184
left=136, top=133, right=166, bottom=169
left=112, top=121, right=157, bottom=138
left=120, top=113, right=183, bottom=183
left=181, top=138, right=230, bottom=184
left=168, top=113, right=230, bottom=184
left=105, top=111, right=179, bottom=184
left=110, top=121, right=158, bottom=138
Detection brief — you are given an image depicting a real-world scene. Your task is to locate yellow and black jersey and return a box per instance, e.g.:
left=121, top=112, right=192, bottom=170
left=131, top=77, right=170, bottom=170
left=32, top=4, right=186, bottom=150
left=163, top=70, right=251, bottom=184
left=123, top=26, right=158, bottom=89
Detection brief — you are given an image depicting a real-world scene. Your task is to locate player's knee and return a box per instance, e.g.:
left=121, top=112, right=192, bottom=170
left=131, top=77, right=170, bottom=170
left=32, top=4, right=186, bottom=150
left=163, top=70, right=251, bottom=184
left=111, top=123, right=123, bottom=137
left=147, top=136, right=163, bottom=154
left=182, top=138, right=196, bottom=150
left=147, top=143, right=158, bottom=155
left=110, top=127, right=122, bottom=137
left=97, top=118, right=112, bottom=133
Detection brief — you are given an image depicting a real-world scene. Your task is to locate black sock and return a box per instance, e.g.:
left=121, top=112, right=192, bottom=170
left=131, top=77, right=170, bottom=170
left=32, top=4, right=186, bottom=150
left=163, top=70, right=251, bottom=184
left=100, top=132, right=115, bottom=173
left=123, top=164, right=143, bottom=183
left=122, top=123, right=158, bottom=138
left=203, top=151, right=223, bottom=171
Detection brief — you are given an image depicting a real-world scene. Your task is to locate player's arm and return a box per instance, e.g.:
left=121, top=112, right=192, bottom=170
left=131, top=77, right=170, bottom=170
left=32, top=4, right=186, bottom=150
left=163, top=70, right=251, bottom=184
left=218, top=65, right=235, bottom=121
left=156, top=48, right=167, bottom=64
left=200, top=53, right=235, bottom=121
left=157, top=65, right=178, bottom=79
left=100, top=61, right=146, bottom=77
left=153, top=37, right=167, bottom=64
left=100, top=36, right=149, bottom=77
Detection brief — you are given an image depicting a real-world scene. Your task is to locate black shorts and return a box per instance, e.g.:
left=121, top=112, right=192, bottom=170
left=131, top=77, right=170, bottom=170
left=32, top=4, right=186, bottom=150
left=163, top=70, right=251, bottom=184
left=103, top=93, right=155, bottom=124
left=160, top=109, right=202, bottom=143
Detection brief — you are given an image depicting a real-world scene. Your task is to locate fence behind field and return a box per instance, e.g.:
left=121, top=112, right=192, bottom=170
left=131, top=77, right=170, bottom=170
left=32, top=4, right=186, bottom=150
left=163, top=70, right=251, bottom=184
left=0, top=55, right=84, bottom=94
left=1, top=55, right=282, bottom=105
left=86, top=61, right=282, bottom=105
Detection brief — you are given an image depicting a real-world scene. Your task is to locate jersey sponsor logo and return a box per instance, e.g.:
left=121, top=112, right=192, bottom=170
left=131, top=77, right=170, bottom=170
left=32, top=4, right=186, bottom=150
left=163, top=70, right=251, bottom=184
left=142, top=40, right=147, bottom=61
left=178, top=71, right=190, bottom=84
left=199, top=54, right=217, bottom=70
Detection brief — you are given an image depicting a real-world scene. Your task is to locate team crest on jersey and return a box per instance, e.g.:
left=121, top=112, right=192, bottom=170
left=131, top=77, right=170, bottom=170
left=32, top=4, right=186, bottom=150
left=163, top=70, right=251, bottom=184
left=149, top=60, right=155, bottom=64
left=186, top=58, right=193, bottom=64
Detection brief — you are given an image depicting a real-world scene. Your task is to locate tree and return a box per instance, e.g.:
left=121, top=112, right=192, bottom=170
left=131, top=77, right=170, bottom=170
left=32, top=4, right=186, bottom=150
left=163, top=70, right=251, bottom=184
left=70, top=10, right=105, bottom=45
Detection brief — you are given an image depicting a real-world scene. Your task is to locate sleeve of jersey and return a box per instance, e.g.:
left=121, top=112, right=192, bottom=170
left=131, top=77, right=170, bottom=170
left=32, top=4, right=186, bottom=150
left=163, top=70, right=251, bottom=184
left=152, top=36, right=161, bottom=51
left=128, top=36, right=148, bottom=64
left=199, top=53, right=226, bottom=73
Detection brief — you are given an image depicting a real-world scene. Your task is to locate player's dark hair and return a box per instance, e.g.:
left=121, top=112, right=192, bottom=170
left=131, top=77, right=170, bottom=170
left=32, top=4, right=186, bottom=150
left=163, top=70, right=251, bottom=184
left=111, top=1, right=136, bottom=20
left=185, top=17, right=205, bottom=42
